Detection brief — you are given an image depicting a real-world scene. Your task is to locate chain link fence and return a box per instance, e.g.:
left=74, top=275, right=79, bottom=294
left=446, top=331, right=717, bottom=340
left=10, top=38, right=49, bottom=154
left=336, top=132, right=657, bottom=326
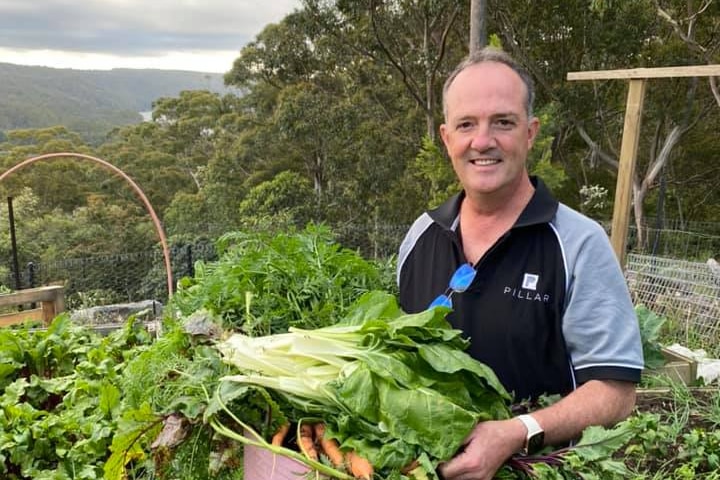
left=2, top=241, right=218, bottom=309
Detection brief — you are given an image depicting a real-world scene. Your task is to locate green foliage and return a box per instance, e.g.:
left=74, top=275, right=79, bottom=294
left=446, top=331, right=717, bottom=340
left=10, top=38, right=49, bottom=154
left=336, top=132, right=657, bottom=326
left=410, top=136, right=459, bottom=209
left=622, top=386, right=720, bottom=478
left=0, top=314, right=154, bottom=479
left=635, top=305, right=667, bottom=370
left=170, top=225, right=394, bottom=335
left=237, top=170, right=316, bottom=229
left=106, top=314, right=244, bottom=480
left=211, top=292, right=512, bottom=478
left=528, top=103, right=567, bottom=193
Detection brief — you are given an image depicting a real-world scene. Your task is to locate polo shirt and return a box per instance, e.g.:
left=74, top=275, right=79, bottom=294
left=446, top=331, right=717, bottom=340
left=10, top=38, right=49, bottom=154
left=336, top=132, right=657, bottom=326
left=397, top=177, right=644, bottom=402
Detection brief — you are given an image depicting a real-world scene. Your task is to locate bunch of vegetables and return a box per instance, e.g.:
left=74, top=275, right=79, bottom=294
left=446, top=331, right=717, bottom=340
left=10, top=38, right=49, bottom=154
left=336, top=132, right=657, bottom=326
left=105, top=227, right=640, bottom=479
left=204, top=291, right=513, bottom=479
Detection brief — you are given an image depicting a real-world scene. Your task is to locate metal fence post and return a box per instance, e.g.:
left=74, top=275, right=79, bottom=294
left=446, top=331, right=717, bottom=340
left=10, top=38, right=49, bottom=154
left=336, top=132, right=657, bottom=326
left=26, top=262, right=36, bottom=289
left=186, top=244, right=194, bottom=278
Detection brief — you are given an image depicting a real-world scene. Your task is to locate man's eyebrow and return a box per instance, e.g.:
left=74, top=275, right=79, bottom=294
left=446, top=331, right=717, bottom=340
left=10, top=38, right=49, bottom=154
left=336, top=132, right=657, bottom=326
left=491, top=112, right=520, bottom=119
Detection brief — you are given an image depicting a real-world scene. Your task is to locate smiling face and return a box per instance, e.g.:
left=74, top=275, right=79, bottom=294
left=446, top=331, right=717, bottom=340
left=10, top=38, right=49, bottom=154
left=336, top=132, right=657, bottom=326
left=440, top=61, right=540, bottom=202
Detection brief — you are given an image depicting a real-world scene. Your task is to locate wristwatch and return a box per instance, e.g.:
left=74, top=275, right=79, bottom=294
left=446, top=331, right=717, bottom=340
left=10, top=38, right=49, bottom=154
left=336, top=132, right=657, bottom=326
left=516, top=414, right=545, bottom=455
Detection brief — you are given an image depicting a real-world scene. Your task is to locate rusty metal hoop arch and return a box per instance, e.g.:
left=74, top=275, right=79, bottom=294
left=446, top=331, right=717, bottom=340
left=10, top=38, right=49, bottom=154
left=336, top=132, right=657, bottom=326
left=0, top=152, right=174, bottom=298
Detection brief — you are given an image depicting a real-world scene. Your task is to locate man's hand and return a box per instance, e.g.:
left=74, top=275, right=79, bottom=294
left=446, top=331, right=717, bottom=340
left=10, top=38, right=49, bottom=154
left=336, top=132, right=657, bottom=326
left=437, top=418, right=526, bottom=480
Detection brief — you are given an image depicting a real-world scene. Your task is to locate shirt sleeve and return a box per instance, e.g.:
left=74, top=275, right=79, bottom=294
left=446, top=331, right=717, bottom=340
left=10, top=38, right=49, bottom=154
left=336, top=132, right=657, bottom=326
left=555, top=208, right=644, bottom=384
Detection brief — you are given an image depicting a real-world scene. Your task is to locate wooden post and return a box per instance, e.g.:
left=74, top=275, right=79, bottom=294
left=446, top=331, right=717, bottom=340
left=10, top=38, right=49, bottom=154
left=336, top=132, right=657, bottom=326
left=610, top=79, right=646, bottom=266
left=567, top=64, right=720, bottom=267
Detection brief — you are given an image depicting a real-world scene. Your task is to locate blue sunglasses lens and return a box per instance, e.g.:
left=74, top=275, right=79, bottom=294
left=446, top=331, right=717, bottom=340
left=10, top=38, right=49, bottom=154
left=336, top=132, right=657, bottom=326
left=449, top=263, right=476, bottom=292
left=429, top=294, right=452, bottom=309
left=428, top=263, right=476, bottom=309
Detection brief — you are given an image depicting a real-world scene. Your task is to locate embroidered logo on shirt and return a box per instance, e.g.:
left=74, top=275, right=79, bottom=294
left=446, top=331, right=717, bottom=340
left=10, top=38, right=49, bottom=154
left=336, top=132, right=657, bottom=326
left=522, top=273, right=539, bottom=290
left=503, top=273, right=550, bottom=303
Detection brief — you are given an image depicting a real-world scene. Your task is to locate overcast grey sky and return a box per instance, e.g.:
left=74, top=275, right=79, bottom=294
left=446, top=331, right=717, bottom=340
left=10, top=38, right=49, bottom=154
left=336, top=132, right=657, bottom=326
left=0, top=0, right=301, bottom=72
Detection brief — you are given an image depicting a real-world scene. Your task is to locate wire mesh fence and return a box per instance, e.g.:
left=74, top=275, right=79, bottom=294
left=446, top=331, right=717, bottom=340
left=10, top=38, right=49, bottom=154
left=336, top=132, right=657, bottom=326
left=626, top=253, right=720, bottom=354
left=2, top=241, right=218, bottom=309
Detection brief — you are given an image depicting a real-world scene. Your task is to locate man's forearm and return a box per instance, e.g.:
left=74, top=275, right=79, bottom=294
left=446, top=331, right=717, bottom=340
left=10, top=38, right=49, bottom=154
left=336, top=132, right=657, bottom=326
left=530, top=379, right=637, bottom=446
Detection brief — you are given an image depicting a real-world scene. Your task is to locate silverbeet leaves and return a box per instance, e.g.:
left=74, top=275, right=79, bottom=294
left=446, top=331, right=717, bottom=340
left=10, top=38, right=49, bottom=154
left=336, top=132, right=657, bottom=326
left=210, top=291, right=512, bottom=476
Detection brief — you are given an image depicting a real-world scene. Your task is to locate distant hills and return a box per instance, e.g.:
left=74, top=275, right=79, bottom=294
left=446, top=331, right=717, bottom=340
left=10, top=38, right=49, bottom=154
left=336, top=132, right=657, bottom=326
left=0, top=63, right=235, bottom=144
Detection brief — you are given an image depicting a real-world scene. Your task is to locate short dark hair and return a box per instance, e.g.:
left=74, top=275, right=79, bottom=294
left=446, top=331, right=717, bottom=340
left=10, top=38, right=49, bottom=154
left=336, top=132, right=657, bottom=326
left=442, top=47, right=535, bottom=119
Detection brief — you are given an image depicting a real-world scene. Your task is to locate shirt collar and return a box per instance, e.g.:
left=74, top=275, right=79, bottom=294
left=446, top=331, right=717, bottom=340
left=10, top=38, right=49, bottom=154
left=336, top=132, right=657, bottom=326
left=429, top=176, right=559, bottom=231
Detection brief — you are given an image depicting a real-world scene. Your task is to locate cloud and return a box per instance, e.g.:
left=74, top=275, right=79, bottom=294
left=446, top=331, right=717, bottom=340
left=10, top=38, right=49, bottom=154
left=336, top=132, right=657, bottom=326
left=0, top=0, right=301, bottom=55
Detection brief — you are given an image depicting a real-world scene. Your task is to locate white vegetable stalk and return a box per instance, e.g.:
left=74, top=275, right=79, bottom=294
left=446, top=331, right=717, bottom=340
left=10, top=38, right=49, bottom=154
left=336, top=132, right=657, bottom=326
left=217, top=325, right=372, bottom=412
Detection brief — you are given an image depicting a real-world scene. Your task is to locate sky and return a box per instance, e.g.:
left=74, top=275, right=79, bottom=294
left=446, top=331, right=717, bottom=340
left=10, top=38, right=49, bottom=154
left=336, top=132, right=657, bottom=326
left=0, top=0, right=302, bottom=73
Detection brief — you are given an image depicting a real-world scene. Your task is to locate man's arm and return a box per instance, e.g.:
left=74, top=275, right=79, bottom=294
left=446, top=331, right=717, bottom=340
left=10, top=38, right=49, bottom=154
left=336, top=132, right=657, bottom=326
left=438, top=379, right=636, bottom=480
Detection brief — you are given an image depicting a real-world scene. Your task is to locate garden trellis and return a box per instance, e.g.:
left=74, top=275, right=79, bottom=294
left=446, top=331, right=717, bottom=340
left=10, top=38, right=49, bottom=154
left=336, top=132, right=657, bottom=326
left=567, top=64, right=720, bottom=267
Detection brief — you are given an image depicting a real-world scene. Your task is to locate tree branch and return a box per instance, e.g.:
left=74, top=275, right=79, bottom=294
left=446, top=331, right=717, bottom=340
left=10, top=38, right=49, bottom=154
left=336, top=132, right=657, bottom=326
left=369, top=0, right=427, bottom=113
left=574, top=124, right=619, bottom=171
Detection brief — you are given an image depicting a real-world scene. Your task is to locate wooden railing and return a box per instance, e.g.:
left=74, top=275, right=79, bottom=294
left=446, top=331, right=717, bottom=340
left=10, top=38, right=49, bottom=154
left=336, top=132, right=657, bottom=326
left=0, top=285, right=65, bottom=327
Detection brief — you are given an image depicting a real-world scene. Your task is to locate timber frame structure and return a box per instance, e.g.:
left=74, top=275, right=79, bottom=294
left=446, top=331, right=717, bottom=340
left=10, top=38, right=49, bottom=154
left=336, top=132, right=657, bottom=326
left=567, top=65, right=720, bottom=267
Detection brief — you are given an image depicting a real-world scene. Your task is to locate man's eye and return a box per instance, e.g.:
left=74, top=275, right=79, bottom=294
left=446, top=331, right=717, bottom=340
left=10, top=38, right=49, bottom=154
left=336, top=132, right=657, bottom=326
left=457, top=121, right=473, bottom=130
left=495, top=119, right=515, bottom=128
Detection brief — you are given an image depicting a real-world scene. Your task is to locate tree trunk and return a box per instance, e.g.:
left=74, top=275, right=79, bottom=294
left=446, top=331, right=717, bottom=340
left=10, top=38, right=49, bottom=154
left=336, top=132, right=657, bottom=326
left=633, top=125, right=683, bottom=251
left=469, top=0, right=487, bottom=54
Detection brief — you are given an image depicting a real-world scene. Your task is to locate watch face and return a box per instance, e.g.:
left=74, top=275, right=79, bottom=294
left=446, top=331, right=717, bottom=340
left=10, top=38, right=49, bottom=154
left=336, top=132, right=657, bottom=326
left=527, top=431, right=545, bottom=454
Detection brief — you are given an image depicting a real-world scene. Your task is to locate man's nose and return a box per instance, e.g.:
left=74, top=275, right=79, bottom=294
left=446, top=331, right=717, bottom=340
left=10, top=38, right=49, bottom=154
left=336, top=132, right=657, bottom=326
left=470, top=124, right=495, bottom=151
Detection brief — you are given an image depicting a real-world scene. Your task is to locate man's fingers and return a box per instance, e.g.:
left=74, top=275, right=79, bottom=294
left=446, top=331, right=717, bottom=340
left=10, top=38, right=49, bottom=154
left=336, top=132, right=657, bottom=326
left=437, top=451, right=472, bottom=479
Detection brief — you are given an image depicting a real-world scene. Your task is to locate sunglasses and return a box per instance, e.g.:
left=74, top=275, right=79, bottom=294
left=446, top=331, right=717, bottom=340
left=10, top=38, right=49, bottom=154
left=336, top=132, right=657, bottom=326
left=428, top=263, right=477, bottom=309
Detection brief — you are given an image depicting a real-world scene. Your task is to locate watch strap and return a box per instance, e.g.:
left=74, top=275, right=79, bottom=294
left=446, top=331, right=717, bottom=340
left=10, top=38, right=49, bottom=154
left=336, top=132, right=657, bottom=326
left=516, top=414, right=544, bottom=455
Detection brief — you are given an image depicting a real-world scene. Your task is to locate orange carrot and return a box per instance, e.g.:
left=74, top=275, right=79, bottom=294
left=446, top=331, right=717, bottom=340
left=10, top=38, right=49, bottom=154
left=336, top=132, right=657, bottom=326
left=346, top=450, right=373, bottom=479
left=297, top=422, right=318, bottom=460
left=400, top=459, right=419, bottom=475
left=271, top=422, right=290, bottom=446
left=313, top=423, right=345, bottom=468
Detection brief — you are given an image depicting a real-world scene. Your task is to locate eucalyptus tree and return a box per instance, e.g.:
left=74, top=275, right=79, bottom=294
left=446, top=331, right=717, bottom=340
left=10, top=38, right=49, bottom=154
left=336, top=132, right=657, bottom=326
left=0, top=126, right=94, bottom=213
left=303, top=0, right=467, bottom=141
left=224, top=6, right=428, bottom=227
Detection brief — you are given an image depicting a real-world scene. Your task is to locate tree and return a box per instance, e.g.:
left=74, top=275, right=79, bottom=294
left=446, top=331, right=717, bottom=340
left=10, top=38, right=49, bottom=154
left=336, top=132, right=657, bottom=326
left=0, top=126, right=95, bottom=212
left=304, top=0, right=464, bottom=140
left=237, top=170, right=316, bottom=229
left=469, top=0, right=488, bottom=53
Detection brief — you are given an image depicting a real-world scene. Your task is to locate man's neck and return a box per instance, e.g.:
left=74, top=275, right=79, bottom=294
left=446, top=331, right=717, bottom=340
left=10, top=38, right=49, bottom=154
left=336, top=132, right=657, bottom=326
left=462, top=175, right=535, bottom=220
left=458, top=175, right=535, bottom=264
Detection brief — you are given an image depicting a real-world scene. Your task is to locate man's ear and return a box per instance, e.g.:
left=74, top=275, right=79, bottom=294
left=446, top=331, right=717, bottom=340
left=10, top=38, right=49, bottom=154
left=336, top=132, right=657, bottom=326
left=527, top=116, right=540, bottom=149
left=439, top=123, right=449, bottom=147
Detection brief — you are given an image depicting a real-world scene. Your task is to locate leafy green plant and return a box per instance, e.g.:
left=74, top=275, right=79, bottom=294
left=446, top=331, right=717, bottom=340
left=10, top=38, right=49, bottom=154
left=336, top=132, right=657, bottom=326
left=209, top=291, right=511, bottom=478
left=635, top=304, right=667, bottom=370
left=0, top=314, right=154, bottom=479
left=170, top=224, right=394, bottom=336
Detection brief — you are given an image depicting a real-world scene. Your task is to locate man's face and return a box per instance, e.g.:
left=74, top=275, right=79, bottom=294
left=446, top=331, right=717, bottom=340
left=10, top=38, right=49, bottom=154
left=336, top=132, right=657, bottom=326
left=440, top=61, right=539, bottom=199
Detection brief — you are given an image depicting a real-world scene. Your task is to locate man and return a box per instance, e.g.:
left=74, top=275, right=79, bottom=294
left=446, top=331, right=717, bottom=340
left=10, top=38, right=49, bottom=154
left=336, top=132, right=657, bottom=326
left=397, top=47, right=644, bottom=479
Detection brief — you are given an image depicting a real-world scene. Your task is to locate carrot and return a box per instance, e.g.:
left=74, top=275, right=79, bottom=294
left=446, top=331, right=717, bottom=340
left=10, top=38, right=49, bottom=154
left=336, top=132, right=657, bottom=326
left=271, top=422, right=290, bottom=446
left=297, top=422, right=318, bottom=460
left=346, top=450, right=373, bottom=479
left=313, top=423, right=345, bottom=468
left=400, top=459, right=419, bottom=474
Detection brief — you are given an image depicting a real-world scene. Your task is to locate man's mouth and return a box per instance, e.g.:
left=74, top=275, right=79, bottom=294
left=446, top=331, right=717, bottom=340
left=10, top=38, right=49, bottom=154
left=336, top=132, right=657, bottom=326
left=469, top=158, right=501, bottom=166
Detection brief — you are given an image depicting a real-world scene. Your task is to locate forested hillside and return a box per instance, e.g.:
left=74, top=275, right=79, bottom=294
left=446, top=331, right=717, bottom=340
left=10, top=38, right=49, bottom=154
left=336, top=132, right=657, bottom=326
left=1, top=0, right=719, bottom=302
left=0, top=63, right=233, bottom=143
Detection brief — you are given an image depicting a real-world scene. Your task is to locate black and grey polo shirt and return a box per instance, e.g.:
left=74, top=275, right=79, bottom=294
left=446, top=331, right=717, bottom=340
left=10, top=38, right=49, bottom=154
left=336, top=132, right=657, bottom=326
left=397, top=177, right=644, bottom=402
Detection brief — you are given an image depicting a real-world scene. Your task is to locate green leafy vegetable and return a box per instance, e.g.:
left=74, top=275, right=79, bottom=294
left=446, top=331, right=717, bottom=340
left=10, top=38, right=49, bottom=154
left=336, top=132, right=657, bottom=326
left=210, top=291, right=512, bottom=478
left=170, top=224, right=395, bottom=335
